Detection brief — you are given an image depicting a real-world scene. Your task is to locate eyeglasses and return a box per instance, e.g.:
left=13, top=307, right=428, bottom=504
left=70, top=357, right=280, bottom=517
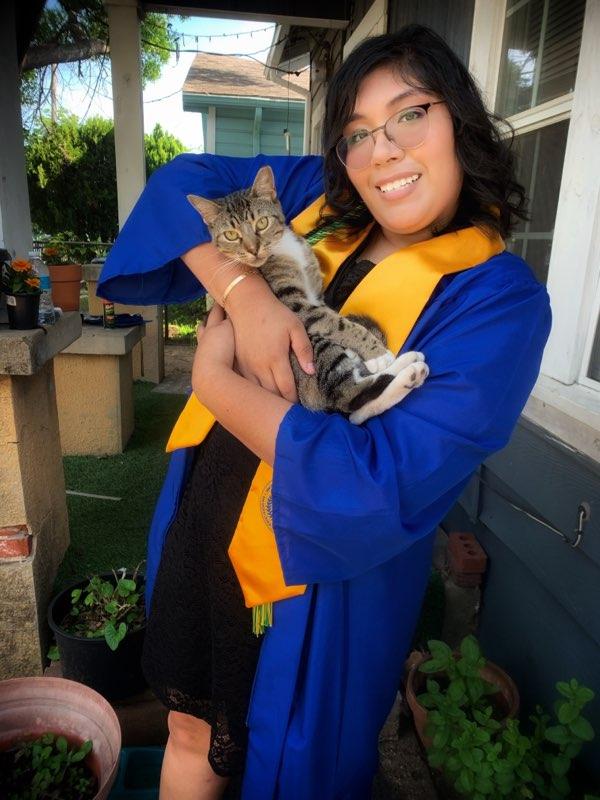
left=335, top=101, right=446, bottom=171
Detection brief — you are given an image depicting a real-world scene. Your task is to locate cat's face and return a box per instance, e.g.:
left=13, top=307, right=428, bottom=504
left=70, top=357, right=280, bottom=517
left=188, top=166, right=286, bottom=268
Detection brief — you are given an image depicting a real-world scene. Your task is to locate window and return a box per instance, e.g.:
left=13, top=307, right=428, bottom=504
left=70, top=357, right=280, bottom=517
left=470, top=0, right=600, bottom=448
left=495, top=0, right=585, bottom=284
left=496, top=0, right=585, bottom=118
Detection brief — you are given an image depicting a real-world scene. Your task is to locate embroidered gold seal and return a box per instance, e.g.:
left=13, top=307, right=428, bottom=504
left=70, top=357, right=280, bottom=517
left=260, top=482, right=273, bottom=530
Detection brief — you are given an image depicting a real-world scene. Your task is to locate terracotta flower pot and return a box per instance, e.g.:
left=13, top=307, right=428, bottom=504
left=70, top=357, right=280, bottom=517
left=0, top=676, right=121, bottom=799
left=5, top=291, right=40, bottom=329
left=405, top=651, right=520, bottom=748
left=48, top=263, right=82, bottom=311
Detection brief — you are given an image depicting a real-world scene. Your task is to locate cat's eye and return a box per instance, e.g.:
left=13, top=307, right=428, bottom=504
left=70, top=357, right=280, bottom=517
left=255, top=216, right=269, bottom=231
left=223, top=230, right=240, bottom=241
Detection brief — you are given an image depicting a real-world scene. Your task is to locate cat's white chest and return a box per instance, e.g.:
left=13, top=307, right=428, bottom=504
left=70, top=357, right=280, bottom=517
left=271, top=229, right=320, bottom=305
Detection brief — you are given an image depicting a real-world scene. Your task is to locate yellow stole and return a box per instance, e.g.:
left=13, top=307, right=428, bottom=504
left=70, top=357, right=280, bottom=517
left=165, top=196, right=504, bottom=618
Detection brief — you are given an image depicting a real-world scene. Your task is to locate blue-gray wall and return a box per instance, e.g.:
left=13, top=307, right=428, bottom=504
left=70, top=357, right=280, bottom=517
left=444, top=417, right=600, bottom=781
left=192, top=99, right=305, bottom=157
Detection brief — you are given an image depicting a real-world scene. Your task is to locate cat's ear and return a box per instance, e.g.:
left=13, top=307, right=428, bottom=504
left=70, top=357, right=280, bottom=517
left=187, top=194, right=220, bottom=225
left=251, top=165, right=277, bottom=200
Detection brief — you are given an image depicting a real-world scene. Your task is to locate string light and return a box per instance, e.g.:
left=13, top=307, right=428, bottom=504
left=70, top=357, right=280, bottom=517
left=166, top=23, right=275, bottom=40
left=140, top=35, right=306, bottom=75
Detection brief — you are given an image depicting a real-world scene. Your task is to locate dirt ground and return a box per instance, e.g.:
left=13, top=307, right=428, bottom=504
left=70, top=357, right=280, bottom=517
left=154, top=343, right=195, bottom=394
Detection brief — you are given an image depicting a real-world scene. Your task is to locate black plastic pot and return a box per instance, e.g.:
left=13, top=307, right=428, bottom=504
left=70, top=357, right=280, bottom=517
left=48, top=574, right=147, bottom=702
left=6, top=292, right=40, bottom=330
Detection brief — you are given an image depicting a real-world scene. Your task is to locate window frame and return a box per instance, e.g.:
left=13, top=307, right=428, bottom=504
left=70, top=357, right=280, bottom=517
left=470, top=0, right=600, bottom=454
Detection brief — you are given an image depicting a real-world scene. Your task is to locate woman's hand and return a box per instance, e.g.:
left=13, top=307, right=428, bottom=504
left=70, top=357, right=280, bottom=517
left=225, top=276, right=314, bottom=402
left=191, top=302, right=292, bottom=465
left=191, top=303, right=235, bottom=402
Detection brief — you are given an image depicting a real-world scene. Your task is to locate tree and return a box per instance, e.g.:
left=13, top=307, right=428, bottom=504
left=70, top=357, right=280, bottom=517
left=26, top=115, right=184, bottom=243
left=145, top=124, right=186, bottom=176
left=22, top=0, right=178, bottom=125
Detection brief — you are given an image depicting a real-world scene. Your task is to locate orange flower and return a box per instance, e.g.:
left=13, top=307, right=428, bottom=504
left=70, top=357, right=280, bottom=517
left=43, top=246, right=59, bottom=258
left=25, top=277, right=40, bottom=288
left=11, top=258, right=32, bottom=272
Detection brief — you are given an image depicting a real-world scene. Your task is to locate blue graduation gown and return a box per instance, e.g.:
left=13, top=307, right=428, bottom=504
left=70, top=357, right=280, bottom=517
left=98, top=153, right=552, bottom=800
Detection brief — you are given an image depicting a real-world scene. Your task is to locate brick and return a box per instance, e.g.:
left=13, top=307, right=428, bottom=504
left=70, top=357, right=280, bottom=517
left=0, top=525, right=32, bottom=559
left=447, top=532, right=487, bottom=585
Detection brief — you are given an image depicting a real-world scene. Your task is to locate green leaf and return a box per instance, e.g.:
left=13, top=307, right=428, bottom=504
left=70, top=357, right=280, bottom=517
left=551, top=755, right=570, bottom=777
left=428, top=639, right=452, bottom=660
left=545, top=726, right=569, bottom=746
left=448, top=679, right=466, bottom=703
left=459, top=635, right=481, bottom=662
left=56, top=735, right=67, bottom=754
left=575, top=686, right=595, bottom=704
left=433, top=729, right=450, bottom=750
left=419, top=658, right=444, bottom=674
left=568, top=716, right=594, bottom=742
left=47, top=644, right=60, bottom=661
left=71, top=739, right=93, bottom=762
left=557, top=702, right=579, bottom=725
left=104, top=621, right=127, bottom=651
left=117, top=578, right=136, bottom=596
left=71, top=588, right=82, bottom=602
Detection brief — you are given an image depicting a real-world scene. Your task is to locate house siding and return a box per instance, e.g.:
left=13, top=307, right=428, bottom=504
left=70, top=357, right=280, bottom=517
left=444, top=417, right=600, bottom=780
left=388, top=0, right=475, bottom=64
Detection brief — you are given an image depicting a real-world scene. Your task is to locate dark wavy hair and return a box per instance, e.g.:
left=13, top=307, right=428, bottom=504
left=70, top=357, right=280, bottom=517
left=321, top=25, right=527, bottom=239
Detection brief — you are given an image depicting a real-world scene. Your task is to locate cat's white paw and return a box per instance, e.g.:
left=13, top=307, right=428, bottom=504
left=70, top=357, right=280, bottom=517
left=364, top=350, right=395, bottom=374
left=349, top=358, right=429, bottom=425
left=399, top=360, right=429, bottom=389
left=386, top=351, right=426, bottom=377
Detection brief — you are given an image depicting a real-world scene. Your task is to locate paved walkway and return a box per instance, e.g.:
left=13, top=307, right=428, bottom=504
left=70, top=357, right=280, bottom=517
left=152, top=342, right=194, bottom=395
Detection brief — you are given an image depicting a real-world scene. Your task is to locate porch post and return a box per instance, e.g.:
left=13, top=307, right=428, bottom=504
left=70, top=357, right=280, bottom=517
left=104, top=0, right=164, bottom=383
left=0, top=0, right=33, bottom=260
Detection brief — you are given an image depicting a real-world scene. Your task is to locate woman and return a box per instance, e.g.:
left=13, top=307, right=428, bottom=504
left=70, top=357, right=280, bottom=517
left=98, top=25, right=551, bottom=800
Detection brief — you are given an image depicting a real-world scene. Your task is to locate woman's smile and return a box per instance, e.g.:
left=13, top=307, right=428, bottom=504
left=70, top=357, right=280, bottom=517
left=375, top=171, right=422, bottom=199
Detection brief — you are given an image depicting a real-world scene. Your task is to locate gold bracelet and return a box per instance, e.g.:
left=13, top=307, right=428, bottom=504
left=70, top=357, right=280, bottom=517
left=221, top=273, right=251, bottom=307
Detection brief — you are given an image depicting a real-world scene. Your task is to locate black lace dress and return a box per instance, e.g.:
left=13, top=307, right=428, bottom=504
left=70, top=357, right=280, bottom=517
left=142, top=253, right=376, bottom=778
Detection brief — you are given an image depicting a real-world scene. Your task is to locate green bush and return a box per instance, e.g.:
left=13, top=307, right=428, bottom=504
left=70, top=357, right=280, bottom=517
left=26, top=116, right=184, bottom=243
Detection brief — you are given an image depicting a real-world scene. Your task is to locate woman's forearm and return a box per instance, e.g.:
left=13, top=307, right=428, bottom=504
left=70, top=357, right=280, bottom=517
left=194, top=364, right=292, bottom=465
left=182, top=241, right=264, bottom=305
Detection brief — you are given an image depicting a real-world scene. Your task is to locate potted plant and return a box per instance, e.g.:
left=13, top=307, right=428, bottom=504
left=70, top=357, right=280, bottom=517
left=48, top=567, right=146, bottom=701
left=0, top=676, right=121, bottom=799
left=406, top=636, right=520, bottom=749
left=406, top=636, right=595, bottom=799
left=42, top=238, right=82, bottom=311
left=1, top=257, right=41, bottom=329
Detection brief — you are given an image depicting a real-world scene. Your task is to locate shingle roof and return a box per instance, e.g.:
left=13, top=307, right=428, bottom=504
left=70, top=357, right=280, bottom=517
left=182, top=53, right=308, bottom=100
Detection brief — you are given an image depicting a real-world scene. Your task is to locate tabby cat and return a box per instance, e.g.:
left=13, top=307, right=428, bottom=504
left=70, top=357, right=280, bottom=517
left=187, top=165, right=428, bottom=424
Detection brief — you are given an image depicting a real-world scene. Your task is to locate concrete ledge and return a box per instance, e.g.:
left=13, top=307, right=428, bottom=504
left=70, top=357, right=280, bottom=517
left=62, top=324, right=145, bottom=356
left=0, top=312, right=82, bottom=376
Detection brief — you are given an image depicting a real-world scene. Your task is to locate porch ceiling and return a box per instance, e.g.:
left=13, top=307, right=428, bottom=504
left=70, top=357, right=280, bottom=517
left=143, top=1, right=349, bottom=28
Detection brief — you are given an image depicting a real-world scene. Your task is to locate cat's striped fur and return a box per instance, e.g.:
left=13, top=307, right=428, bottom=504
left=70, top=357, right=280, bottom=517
left=187, top=166, right=428, bottom=424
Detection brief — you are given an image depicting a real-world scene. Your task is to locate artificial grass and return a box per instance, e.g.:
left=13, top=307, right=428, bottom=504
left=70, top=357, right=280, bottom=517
left=55, top=379, right=444, bottom=640
left=55, top=382, right=187, bottom=591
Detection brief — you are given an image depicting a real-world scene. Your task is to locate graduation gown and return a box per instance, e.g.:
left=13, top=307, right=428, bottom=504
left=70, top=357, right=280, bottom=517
left=98, top=153, right=552, bottom=799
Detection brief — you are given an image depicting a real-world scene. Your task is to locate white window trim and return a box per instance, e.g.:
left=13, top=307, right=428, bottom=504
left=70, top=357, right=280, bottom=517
left=470, top=0, right=600, bottom=459
left=539, top=0, right=600, bottom=387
